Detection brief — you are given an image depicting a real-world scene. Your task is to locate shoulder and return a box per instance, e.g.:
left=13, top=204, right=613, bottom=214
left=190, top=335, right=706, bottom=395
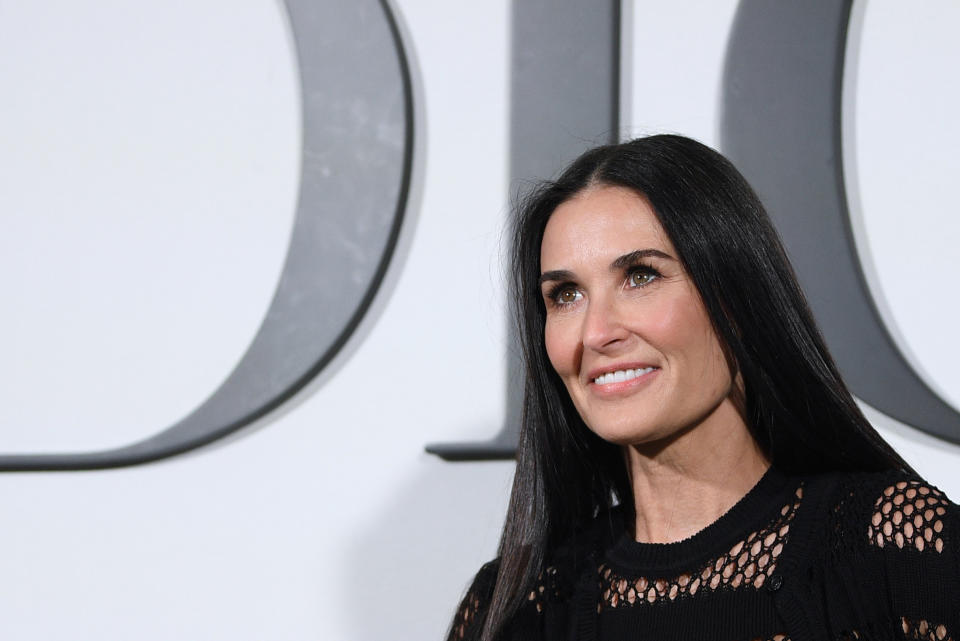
left=447, top=539, right=591, bottom=641
left=837, top=471, right=960, bottom=634
left=789, top=470, right=960, bottom=636
left=806, top=468, right=956, bottom=552
left=862, top=474, right=954, bottom=552
left=447, top=559, right=499, bottom=641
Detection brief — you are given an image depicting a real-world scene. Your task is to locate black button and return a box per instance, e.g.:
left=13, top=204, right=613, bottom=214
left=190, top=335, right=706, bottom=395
left=767, top=574, right=783, bottom=592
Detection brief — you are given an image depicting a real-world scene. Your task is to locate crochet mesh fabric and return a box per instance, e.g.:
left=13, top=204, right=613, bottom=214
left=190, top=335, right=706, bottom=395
left=870, top=481, right=954, bottom=641
left=597, top=486, right=801, bottom=610
left=868, top=481, right=949, bottom=553
left=901, top=618, right=951, bottom=641
left=451, top=590, right=484, bottom=641
left=447, top=474, right=958, bottom=641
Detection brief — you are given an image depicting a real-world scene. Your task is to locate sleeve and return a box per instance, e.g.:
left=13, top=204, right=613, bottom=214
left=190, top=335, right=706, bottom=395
left=866, top=478, right=960, bottom=640
left=446, top=560, right=499, bottom=641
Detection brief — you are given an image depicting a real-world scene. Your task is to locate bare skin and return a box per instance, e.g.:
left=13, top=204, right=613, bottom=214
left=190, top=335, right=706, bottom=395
left=624, top=398, right=770, bottom=543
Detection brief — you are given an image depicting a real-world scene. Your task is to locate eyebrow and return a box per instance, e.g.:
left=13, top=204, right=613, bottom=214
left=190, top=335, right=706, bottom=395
left=539, top=248, right=675, bottom=287
left=538, top=269, right=575, bottom=287
left=611, top=248, right=674, bottom=269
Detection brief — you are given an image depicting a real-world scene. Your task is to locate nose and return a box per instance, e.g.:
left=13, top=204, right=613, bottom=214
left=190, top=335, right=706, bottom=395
left=581, top=293, right=629, bottom=352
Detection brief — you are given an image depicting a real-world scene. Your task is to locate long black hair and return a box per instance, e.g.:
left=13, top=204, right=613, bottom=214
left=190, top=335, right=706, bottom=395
left=479, top=134, right=911, bottom=641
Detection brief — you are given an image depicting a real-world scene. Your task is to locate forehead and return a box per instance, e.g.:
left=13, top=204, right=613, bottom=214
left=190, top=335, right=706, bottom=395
left=540, top=185, right=674, bottom=269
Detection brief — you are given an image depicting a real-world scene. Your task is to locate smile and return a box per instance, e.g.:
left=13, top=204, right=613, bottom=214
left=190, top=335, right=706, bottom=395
left=593, top=366, right=657, bottom=386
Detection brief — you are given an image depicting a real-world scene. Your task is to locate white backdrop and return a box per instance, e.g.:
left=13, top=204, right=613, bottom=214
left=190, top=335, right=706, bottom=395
left=0, top=1, right=957, bottom=639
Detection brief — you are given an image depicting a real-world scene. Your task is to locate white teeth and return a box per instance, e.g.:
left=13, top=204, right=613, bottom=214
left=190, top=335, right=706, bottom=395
left=593, top=367, right=655, bottom=385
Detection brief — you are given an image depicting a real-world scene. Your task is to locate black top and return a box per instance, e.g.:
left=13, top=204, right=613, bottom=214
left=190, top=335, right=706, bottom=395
left=447, top=468, right=960, bottom=641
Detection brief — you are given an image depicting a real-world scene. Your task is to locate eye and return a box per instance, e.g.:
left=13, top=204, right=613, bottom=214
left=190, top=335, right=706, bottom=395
left=627, top=267, right=659, bottom=288
left=557, top=287, right=582, bottom=304
left=546, top=284, right=583, bottom=307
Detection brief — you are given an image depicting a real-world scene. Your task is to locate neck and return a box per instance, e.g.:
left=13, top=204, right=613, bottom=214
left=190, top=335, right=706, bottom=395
left=625, top=399, right=770, bottom=544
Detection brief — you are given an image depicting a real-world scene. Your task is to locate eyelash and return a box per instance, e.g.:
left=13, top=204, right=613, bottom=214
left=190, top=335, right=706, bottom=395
left=627, top=264, right=661, bottom=288
left=545, top=264, right=662, bottom=308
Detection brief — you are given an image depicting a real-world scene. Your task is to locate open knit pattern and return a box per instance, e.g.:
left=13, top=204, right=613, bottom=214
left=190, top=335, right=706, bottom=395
left=451, top=591, right=483, bottom=641
left=527, top=566, right=560, bottom=613
left=447, top=470, right=959, bottom=641
left=598, top=487, right=801, bottom=610
left=869, top=481, right=949, bottom=553
left=902, top=618, right=951, bottom=641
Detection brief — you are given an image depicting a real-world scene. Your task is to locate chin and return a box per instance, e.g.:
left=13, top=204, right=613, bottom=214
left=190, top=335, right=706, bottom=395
left=585, top=418, right=671, bottom=447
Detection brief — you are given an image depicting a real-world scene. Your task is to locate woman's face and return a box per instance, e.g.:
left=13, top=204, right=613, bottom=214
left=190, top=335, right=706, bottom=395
left=539, top=184, right=737, bottom=446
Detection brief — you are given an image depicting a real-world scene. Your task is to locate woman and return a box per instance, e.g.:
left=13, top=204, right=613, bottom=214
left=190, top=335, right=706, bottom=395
left=447, top=135, right=958, bottom=641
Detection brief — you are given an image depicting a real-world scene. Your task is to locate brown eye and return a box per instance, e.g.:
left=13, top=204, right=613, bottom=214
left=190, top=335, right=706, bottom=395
left=553, top=287, right=582, bottom=305
left=628, top=269, right=657, bottom=288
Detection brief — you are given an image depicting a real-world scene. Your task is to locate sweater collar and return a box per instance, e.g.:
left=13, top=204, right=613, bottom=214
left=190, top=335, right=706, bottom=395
left=604, top=465, right=796, bottom=573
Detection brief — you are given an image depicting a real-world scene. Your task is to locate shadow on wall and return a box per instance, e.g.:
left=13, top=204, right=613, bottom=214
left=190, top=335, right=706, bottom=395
left=342, top=457, right=513, bottom=641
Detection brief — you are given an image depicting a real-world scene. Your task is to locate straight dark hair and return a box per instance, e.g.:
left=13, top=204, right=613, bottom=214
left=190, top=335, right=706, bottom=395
left=477, top=134, right=911, bottom=641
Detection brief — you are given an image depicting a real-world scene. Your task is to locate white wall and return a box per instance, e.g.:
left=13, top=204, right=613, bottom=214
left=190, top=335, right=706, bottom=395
left=0, top=1, right=957, bottom=639
left=621, top=0, right=960, bottom=485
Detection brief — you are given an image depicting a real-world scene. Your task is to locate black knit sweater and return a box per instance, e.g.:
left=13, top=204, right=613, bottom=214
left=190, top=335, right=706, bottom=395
left=447, top=468, right=960, bottom=641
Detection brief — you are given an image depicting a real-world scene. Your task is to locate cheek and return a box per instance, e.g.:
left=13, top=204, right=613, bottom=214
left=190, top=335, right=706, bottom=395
left=676, top=309, right=732, bottom=391
left=543, top=319, right=576, bottom=377
left=641, top=297, right=690, bottom=349
left=649, top=296, right=727, bottom=376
